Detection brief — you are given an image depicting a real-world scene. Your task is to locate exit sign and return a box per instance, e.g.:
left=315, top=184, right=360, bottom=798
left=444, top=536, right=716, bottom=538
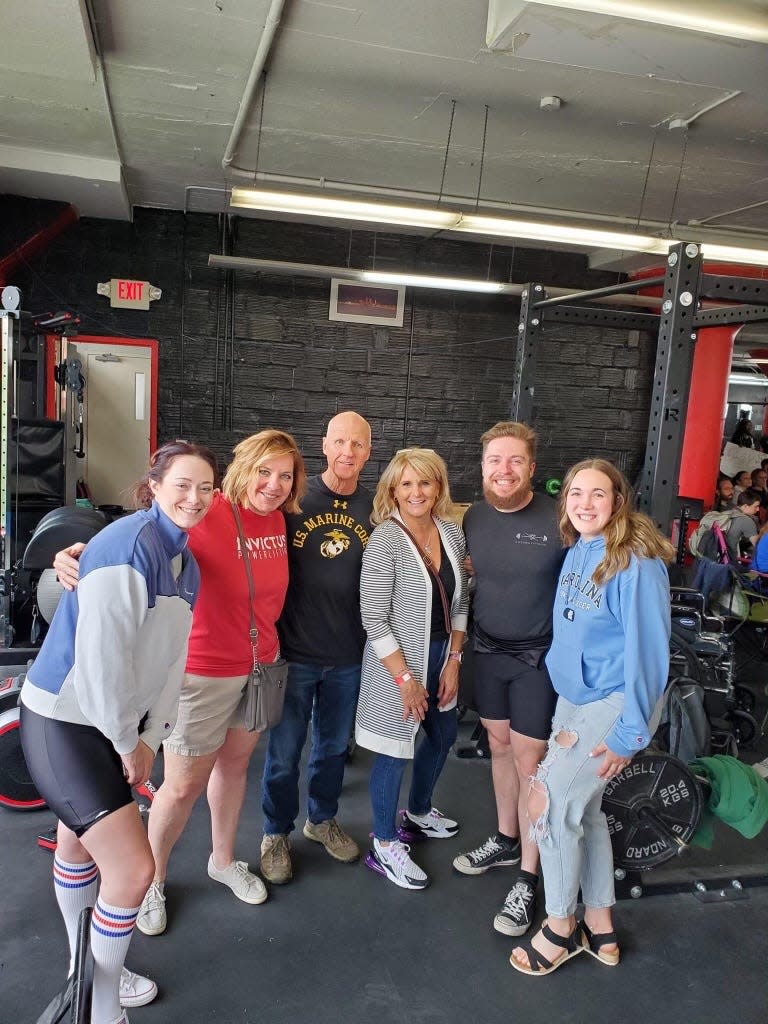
left=97, top=279, right=162, bottom=310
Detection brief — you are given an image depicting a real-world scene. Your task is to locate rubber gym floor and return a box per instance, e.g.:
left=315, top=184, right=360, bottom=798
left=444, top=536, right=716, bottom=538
left=2, top=707, right=768, bottom=1024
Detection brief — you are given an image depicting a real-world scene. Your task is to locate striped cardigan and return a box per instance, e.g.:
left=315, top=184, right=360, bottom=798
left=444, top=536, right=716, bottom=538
left=355, top=513, right=469, bottom=758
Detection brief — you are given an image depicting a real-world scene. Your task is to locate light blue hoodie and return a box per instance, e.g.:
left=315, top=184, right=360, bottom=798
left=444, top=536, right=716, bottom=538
left=545, top=536, right=671, bottom=757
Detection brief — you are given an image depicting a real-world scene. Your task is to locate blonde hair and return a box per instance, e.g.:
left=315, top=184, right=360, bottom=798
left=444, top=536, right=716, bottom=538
left=372, top=448, right=457, bottom=525
left=558, top=458, right=675, bottom=584
left=222, top=429, right=306, bottom=514
left=481, top=421, right=537, bottom=460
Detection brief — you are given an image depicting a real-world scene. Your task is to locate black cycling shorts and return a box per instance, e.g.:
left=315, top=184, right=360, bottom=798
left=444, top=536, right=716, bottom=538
left=20, top=705, right=133, bottom=836
left=473, top=651, right=557, bottom=741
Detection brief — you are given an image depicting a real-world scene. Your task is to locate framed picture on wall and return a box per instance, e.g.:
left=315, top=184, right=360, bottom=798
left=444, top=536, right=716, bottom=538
left=329, top=279, right=405, bottom=327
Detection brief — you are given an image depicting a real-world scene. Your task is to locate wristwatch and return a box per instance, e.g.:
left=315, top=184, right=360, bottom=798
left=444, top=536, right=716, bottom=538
left=394, top=670, right=414, bottom=686
left=448, top=650, right=463, bottom=663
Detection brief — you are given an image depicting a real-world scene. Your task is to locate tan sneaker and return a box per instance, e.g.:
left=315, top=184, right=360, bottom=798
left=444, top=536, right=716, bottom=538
left=303, top=818, right=360, bottom=863
left=260, top=833, right=292, bottom=884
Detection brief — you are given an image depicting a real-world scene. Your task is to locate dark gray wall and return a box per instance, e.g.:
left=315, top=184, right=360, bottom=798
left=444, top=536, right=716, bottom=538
left=1, top=197, right=656, bottom=499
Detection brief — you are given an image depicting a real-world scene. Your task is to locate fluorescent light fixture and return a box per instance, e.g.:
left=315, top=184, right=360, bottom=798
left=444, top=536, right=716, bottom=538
left=728, top=372, right=768, bottom=387
left=700, top=243, right=768, bottom=266
left=230, top=188, right=460, bottom=230
left=228, top=189, right=768, bottom=267
left=208, top=254, right=519, bottom=293
left=361, top=271, right=505, bottom=293
left=455, top=214, right=672, bottom=255
left=498, top=1, right=768, bottom=43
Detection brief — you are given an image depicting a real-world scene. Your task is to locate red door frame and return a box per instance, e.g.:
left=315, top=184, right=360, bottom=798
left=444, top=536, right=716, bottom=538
left=45, top=334, right=158, bottom=450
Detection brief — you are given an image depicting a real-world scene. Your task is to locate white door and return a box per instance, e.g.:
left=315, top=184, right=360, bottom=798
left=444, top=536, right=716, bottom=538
left=67, top=343, right=152, bottom=508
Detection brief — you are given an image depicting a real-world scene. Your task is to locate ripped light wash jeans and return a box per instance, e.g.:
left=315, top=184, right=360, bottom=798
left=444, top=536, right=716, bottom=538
left=530, top=692, right=624, bottom=919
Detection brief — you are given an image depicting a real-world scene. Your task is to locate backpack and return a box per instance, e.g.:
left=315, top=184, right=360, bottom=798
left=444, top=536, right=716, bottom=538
left=688, top=510, right=737, bottom=561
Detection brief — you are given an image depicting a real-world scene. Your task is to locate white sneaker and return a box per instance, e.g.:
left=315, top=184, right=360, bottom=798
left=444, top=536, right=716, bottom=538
left=369, top=839, right=429, bottom=890
left=404, top=807, right=459, bottom=838
left=752, top=757, right=768, bottom=780
left=119, top=967, right=158, bottom=1007
left=207, top=855, right=268, bottom=904
left=136, top=881, right=166, bottom=936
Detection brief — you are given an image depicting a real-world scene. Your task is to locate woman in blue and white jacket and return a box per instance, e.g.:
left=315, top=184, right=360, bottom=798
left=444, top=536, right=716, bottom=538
left=356, top=448, right=468, bottom=891
left=20, top=440, right=217, bottom=1024
left=511, top=458, right=673, bottom=977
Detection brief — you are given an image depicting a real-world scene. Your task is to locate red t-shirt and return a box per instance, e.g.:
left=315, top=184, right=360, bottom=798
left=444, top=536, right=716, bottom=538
left=185, top=492, right=288, bottom=676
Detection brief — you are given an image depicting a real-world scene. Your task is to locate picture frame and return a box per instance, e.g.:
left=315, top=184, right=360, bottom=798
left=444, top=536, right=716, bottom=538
left=329, top=278, right=405, bottom=327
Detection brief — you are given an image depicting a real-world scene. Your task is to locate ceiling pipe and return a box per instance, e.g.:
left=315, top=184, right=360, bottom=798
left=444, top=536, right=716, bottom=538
left=0, top=205, right=79, bottom=286
left=221, top=0, right=287, bottom=174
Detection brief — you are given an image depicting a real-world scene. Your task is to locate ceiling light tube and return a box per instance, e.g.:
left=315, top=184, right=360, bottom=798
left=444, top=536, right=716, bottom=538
left=230, top=187, right=461, bottom=230
left=361, top=271, right=505, bottom=293
left=700, top=243, right=768, bottom=266
left=518, top=2, right=768, bottom=43
left=456, top=214, right=672, bottom=255
left=228, top=189, right=768, bottom=267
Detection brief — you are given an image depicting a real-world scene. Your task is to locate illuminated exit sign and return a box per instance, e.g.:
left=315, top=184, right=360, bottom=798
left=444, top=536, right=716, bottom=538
left=97, top=279, right=162, bottom=310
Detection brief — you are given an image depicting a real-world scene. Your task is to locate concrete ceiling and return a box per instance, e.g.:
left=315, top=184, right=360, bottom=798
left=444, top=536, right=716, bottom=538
left=0, top=0, right=767, bottom=267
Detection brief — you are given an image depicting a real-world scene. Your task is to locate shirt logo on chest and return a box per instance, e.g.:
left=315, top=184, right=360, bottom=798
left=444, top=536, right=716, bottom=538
left=320, top=529, right=351, bottom=558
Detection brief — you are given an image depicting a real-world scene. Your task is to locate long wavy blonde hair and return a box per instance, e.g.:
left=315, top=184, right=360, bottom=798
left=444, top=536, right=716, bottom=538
left=558, top=458, right=675, bottom=584
left=372, top=448, right=457, bottom=525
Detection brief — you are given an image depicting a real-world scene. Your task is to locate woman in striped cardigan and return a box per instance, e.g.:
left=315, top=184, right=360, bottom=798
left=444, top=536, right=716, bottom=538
left=356, top=448, right=469, bottom=890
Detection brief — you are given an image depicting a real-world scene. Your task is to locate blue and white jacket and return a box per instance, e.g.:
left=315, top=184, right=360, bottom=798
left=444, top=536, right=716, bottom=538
left=21, top=502, right=200, bottom=755
left=545, top=537, right=671, bottom=757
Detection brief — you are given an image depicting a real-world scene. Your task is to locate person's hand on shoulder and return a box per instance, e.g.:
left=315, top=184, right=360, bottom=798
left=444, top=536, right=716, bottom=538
left=53, top=542, right=86, bottom=591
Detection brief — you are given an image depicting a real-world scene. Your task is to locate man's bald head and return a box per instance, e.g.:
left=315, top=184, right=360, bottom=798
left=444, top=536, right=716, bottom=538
left=322, top=410, right=372, bottom=495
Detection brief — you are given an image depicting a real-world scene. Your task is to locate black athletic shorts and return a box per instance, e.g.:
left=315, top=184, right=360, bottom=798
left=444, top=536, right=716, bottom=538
left=20, top=705, right=133, bottom=836
left=473, top=651, right=557, bottom=741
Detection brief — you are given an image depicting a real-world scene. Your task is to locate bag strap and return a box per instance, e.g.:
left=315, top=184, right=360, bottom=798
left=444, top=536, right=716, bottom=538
left=230, top=502, right=259, bottom=672
left=390, top=516, right=451, bottom=636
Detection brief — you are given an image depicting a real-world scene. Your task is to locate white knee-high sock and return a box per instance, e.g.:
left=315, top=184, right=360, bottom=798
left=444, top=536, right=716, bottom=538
left=53, top=856, right=99, bottom=974
left=89, top=896, right=140, bottom=1024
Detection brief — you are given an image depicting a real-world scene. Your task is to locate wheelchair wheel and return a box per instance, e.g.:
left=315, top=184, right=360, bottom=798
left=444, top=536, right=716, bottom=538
left=0, top=706, right=46, bottom=810
left=733, top=684, right=756, bottom=713
left=724, top=708, right=758, bottom=749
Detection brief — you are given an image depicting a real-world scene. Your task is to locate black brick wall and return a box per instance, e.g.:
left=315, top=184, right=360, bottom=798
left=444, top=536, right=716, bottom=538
left=1, top=197, right=657, bottom=500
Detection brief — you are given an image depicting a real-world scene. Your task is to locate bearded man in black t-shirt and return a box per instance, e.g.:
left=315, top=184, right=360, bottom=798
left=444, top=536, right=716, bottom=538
left=260, top=411, right=373, bottom=884
left=453, top=421, right=563, bottom=940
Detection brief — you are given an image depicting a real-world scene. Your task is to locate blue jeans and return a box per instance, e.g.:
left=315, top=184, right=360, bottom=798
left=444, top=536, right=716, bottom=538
left=261, top=662, right=361, bottom=834
left=531, top=693, right=624, bottom=918
left=370, top=639, right=458, bottom=841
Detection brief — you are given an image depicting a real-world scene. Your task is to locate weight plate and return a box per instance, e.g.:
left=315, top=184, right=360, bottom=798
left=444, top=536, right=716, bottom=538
left=602, top=751, right=701, bottom=870
left=0, top=707, right=46, bottom=810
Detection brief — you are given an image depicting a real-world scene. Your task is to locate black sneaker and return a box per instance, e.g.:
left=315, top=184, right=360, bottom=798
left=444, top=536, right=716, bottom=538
left=452, top=835, right=521, bottom=875
left=493, top=879, right=537, bottom=936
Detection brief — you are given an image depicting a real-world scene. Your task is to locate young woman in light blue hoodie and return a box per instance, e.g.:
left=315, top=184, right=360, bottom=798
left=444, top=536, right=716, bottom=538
left=510, top=459, right=673, bottom=977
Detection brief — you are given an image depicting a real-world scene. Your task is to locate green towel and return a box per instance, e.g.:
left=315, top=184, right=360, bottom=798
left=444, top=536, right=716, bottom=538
left=689, top=755, right=768, bottom=849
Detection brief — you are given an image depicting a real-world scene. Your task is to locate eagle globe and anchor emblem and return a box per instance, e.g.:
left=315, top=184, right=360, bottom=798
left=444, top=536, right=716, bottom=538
left=320, top=529, right=351, bottom=558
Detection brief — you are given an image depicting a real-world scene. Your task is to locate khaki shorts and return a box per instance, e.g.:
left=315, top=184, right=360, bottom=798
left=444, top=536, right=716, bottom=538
left=163, top=672, right=249, bottom=757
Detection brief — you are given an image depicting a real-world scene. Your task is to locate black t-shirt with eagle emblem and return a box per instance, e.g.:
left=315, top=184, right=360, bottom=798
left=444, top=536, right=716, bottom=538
left=278, top=475, right=373, bottom=664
